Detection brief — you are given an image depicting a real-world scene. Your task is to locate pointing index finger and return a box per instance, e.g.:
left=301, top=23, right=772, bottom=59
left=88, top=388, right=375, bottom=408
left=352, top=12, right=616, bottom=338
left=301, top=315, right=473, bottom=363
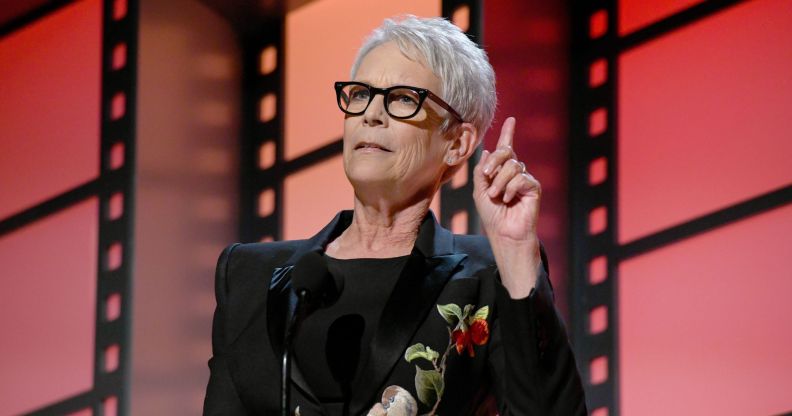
left=496, top=117, right=516, bottom=150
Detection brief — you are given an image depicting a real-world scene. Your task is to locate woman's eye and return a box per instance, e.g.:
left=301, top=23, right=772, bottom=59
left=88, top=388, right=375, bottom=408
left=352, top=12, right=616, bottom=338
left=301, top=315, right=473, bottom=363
left=349, top=89, right=370, bottom=101
left=392, top=93, right=418, bottom=105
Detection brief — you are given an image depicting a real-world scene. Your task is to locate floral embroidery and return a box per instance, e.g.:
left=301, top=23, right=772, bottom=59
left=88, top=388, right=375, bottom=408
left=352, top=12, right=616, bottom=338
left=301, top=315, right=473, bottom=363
left=440, top=303, right=490, bottom=358
left=399, top=303, right=491, bottom=415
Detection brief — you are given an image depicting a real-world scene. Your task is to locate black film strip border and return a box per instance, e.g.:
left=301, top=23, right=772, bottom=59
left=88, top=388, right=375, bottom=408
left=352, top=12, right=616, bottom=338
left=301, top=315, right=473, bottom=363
left=569, top=0, right=620, bottom=413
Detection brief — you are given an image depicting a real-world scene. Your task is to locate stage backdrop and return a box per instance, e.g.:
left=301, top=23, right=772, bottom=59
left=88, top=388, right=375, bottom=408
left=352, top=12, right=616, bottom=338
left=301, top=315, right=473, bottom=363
left=570, top=0, right=792, bottom=415
left=617, top=1, right=792, bottom=414
left=0, top=1, right=103, bottom=414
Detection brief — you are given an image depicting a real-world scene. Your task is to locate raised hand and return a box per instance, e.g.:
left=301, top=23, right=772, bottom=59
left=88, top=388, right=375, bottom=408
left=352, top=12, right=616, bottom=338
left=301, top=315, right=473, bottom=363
left=473, top=117, right=541, bottom=243
left=472, top=117, right=542, bottom=297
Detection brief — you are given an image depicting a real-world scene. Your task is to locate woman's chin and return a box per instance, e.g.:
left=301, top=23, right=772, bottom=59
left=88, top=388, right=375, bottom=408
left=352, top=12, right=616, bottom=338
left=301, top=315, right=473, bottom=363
left=345, top=165, right=396, bottom=186
left=346, top=173, right=393, bottom=190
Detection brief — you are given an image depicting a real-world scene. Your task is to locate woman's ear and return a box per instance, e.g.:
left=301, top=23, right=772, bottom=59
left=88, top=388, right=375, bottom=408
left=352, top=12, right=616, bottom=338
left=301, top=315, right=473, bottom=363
left=445, top=122, right=479, bottom=164
left=441, top=122, right=479, bottom=182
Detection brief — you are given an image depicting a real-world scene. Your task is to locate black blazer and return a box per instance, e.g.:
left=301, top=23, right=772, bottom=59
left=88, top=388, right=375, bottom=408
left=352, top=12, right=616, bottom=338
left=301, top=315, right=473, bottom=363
left=203, top=211, right=586, bottom=415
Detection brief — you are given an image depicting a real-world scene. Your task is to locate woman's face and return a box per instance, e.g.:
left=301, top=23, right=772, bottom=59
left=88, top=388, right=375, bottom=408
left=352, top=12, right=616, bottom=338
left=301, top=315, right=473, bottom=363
left=342, top=41, right=451, bottom=204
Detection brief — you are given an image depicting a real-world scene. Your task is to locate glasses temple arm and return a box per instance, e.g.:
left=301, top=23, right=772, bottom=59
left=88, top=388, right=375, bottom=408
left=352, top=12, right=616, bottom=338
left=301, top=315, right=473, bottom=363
left=426, top=92, right=464, bottom=122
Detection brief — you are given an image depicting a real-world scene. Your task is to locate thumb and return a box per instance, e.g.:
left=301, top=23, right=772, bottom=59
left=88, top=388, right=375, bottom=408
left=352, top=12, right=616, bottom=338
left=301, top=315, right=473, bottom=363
left=472, top=149, right=490, bottom=197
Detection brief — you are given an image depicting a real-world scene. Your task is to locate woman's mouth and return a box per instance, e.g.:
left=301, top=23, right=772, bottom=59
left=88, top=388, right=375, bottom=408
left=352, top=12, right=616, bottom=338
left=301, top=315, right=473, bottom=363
left=355, top=142, right=392, bottom=152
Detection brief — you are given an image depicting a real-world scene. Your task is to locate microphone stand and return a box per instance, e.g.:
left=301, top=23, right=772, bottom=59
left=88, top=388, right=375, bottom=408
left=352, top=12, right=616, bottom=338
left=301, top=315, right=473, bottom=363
left=282, top=289, right=308, bottom=416
left=341, top=384, right=351, bottom=416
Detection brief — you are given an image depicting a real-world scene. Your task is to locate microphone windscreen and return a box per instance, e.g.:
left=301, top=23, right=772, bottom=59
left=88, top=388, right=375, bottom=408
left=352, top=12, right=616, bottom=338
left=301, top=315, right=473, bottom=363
left=326, top=314, right=365, bottom=386
left=291, top=251, right=340, bottom=307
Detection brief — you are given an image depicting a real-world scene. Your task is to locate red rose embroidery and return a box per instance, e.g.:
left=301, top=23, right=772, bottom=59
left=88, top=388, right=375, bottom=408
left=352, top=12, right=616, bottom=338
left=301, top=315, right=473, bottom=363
left=470, top=318, right=490, bottom=345
left=452, top=319, right=489, bottom=357
left=452, top=328, right=475, bottom=357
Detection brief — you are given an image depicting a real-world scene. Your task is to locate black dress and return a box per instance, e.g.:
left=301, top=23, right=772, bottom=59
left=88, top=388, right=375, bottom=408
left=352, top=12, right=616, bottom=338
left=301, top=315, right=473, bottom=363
left=293, top=255, right=409, bottom=413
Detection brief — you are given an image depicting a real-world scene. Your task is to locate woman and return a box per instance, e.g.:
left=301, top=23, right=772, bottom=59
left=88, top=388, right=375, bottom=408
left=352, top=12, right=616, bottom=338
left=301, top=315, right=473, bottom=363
left=204, top=16, right=586, bottom=416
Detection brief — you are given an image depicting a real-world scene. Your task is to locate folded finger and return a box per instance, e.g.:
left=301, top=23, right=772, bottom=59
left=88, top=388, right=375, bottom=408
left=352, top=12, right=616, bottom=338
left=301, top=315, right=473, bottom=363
left=487, top=158, right=523, bottom=198
left=503, top=172, right=541, bottom=203
left=483, top=146, right=516, bottom=176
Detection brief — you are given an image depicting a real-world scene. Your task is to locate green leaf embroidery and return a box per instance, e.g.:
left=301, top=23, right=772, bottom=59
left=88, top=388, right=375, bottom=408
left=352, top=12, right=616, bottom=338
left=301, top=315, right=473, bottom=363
left=436, top=303, right=462, bottom=325
left=425, top=346, right=439, bottom=363
left=473, top=305, right=490, bottom=321
left=404, top=343, right=439, bottom=364
left=414, top=366, right=444, bottom=407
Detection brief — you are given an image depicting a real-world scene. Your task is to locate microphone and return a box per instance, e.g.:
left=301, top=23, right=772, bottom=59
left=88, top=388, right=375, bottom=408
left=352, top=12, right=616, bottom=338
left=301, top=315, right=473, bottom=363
left=292, top=251, right=341, bottom=310
left=326, top=314, right=365, bottom=416
left=282, top=251, right=339, bottom=416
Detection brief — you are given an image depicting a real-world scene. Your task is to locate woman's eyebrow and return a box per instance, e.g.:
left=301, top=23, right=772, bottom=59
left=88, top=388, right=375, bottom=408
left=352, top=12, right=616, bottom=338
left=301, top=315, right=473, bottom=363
left=353, top=75, right=422, bottom=88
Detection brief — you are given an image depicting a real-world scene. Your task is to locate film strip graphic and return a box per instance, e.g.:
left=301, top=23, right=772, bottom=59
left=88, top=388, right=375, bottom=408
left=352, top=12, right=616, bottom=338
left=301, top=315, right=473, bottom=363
left=239, top=0, right=484, bottom=243
left=568, top=0, right=792, bottom=415
left=238, top=18, right=287, bottom=243
left=439, top=0, right=484, bottom=235
left=0, top=0, right=137, bottom=414
left=568, top=0, right=620, bottom=413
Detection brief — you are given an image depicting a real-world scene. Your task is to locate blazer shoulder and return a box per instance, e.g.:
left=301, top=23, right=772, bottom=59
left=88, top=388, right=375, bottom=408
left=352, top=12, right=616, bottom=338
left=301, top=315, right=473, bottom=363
left=213, top=240, right=309, bottom=346
left=224, top=240, right=308, bottom=269
left=215, top=240, right=306, bottom=295
left=226, top=239, right=304, bottom=260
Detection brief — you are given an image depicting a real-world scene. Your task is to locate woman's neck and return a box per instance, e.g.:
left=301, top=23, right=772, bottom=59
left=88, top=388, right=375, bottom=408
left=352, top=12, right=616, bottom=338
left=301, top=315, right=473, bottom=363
left=325, top=196, right=432, bottom=259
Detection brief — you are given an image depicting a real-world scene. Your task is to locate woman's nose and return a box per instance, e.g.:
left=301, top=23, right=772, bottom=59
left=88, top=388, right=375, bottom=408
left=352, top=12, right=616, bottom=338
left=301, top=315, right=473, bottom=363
left=363, top=94, right=388, bottom=127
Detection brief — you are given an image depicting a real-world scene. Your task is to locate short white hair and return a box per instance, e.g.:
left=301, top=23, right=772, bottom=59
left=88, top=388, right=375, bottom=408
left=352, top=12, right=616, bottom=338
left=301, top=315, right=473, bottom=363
left=351, top=15, right=497, bottom=139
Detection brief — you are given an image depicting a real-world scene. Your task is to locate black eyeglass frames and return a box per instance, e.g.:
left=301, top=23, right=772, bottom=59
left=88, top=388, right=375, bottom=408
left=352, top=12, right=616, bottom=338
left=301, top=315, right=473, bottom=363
left=334, top=81, right=464, bottom=122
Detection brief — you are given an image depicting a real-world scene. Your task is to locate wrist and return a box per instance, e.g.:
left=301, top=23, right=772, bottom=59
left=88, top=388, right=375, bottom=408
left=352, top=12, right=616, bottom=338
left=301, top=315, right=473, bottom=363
left=489, top=235, right=541, bottom=299
left=489, top=234, right=540, bottom=259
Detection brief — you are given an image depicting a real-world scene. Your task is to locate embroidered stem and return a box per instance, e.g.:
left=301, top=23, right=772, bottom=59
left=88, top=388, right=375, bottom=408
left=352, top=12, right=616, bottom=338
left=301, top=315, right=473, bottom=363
left=405, top=303, right=491, bottom=416
left=424, top=335, right=455, bottom=416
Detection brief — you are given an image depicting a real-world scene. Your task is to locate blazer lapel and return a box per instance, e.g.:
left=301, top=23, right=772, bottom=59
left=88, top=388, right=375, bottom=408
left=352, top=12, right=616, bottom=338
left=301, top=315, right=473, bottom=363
left=350, top=212, right=465, bottom=414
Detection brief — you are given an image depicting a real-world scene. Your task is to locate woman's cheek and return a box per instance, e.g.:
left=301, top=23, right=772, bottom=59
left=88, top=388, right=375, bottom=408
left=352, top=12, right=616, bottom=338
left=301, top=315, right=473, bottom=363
left=394, top=141, right=427, bottom=182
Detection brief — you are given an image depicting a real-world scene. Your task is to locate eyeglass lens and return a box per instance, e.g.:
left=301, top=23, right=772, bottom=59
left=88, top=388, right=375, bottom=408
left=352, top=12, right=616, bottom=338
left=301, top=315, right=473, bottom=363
left=338, top=84, right=423, bottom=118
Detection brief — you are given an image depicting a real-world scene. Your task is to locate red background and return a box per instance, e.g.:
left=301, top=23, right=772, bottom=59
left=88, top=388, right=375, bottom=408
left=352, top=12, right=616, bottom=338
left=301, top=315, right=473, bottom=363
left=1, top=0, right=790, bottom=414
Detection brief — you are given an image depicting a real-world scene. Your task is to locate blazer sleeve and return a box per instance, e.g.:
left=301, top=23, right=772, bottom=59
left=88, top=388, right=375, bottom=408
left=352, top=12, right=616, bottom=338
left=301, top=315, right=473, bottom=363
left=203, top=243, right=249, bottom=416
left=487, top=252, right=587, bottom=415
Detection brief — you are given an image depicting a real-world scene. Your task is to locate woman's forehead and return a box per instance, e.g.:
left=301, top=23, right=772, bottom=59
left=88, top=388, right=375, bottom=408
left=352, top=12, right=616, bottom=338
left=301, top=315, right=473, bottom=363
left=354, top=42, right=440, bottom=90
